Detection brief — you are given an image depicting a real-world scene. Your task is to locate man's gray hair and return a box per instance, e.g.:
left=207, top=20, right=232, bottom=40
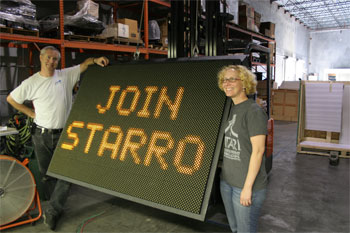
left=40, top=46, right=61, bottom=60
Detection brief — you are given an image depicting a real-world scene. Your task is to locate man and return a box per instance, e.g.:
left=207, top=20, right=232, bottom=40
left=7, top=46, right=109, bottom=231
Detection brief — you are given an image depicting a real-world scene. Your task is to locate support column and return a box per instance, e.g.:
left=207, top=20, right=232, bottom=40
left=144, top=0, right=149, bottom=60
left=59, top=0, right=65, bottom=68
left=169, top=0, right=184, bottom=58
left=205, top=0, right=220, bottom=56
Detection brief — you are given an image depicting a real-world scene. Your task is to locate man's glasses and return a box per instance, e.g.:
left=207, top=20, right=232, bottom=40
left=223, top=77, right=241, bottom=83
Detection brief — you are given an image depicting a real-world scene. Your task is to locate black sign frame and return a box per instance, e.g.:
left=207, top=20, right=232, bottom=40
left=47, top=56, right=243, bottom=221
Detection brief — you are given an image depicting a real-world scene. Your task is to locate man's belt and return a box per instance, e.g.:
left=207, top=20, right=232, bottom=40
left=33, top=123, right=63, bottom=134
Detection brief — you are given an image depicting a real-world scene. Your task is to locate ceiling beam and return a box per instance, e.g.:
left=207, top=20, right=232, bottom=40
left=275, top=0, right=350, bottom=30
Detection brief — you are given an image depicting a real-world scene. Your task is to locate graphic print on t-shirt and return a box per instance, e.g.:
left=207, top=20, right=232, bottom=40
left=55, top=79, right=62, bottom=85
left=224, top=114, right=241, bottom=161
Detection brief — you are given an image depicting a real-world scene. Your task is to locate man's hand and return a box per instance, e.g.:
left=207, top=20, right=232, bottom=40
left=94, top=57, right=109, bottom=67
left=7, top=95, right=35, bottom=119
left=81, top=56, right=110, bottom=73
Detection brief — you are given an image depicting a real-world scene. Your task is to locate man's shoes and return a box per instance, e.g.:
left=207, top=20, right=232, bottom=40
left=43, top=211, right=59, bottom=231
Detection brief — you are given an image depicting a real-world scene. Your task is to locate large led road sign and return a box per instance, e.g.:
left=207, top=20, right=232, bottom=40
left=48, top=57, right=241, bottom=220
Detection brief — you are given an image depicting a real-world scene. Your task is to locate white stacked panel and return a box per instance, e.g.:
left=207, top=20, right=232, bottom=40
left=305, top=83, right=343, bottom=133
left=340, top=85, right=350, bottom=145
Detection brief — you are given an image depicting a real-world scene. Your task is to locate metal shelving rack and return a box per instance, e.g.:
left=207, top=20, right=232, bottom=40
left=0, top=0, right=170, bottom=69
left=226, top=23, right=276, bottom=68
left=225, top=23, right=276, bottom=116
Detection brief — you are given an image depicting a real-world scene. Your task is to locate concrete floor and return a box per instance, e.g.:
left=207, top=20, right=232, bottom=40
left=3, top=121, right=350, bottom=233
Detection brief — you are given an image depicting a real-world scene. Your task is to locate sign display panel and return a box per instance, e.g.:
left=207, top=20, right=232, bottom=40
left=48, top=58, right=240, bottom=220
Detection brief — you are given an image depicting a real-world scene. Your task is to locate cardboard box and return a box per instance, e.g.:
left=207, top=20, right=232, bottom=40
left=118, top=23, right=129, bottom=38
left=239, top=16, right=255, bottom=31
left=260, top=22, right=275, bottom=38
left=271, top=89, right=299, bottom=121
left=129, top=33, right=143, bottom=44
left=239, top=5, right=254, bottom=18
left=77, top=0, right=99, bottom=19
left=130, top=31, right=140, bottom=40
left=117, top=18, right=138, bottom=38
left=100, top=22, right=143, bottom=42
left=161, top=36, right=168, bottom=47
left=268, top=43, right=275, bottom=63
left=254, top=12, right=261, bottom=28
left=279, top=81, right=299, bottom=90
left=262, top=29, right=270, bottom=38
left=257, top=79, right=273, bottom=98
left=260, top=22, right=275, bottom=31
left=159, top=19, right=168, bottom=37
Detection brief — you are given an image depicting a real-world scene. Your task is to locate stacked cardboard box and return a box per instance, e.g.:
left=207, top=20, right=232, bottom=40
left=257, top=79, right=273, bottom=99
left=159, top=19, right=168, bottom=47
left=254, top=12, right=261, bottom=30
left=239, top=4, right=254, bottom=18
left=99, top=18, right=143, bottom=44
left=117, top=23, right=129, bottom=38
left=238, top=4, right=255, bottom=31
left=271, top=88, right=299, bottom=121
left=260, top=22, right=275, bottom=38
left=117, top=18, right=139, bottom=41
left=99, top=23, right=128, bottom=38
left=270, top=43, right=275, bottom=63
left=239, top=17, right=254, bottom=31
left=271, top=81, right=299, bottom=122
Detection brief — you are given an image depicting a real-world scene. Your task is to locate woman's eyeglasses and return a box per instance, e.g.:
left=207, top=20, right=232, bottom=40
left=223, top=77, right=241, bottom=83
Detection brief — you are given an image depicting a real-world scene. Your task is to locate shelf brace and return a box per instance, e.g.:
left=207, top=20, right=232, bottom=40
left=191, top=0, right=200, bottom=57
left=133, top=49, right=140, bottom=60
left=134, top=0, right=145, bottom=60
left=33, top=43, right=40, bottom=52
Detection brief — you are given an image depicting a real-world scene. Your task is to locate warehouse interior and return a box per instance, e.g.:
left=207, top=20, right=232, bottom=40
left=0, top=0, right=349, bottom=232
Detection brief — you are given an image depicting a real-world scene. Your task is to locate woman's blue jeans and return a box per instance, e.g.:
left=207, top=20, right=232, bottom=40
left=220, top=180, right=266, bottom=233
left=32, top=128, right=71, bottom=216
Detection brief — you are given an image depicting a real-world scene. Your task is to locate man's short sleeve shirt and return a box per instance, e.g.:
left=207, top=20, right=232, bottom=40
left=10, top=65, right=80, bottom=129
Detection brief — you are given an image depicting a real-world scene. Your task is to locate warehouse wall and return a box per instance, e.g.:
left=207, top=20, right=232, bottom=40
left=309, top=29, right=350, bottom=80
left=243, top=0, right=309, bottom=58
left=242, top=0, right=310, bottom=83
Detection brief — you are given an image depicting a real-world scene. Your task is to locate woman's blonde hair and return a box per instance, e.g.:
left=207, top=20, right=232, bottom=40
left=217, top=65, right=257, bottom=95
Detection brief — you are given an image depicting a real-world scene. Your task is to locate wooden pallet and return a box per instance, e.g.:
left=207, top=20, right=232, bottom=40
left=0, top=26, right=39, bottom=37
left=65, top=35, right=107, bottom=43
left=297, top=81, right=350, bottom=159
left=89, top=36, right=107, bottom=43
left=0, top=27, right=11, bottom=34
left=106, top=36, right=144, bottom=46
left=297, top=129, right=349, bottom=158
left=148, top=44, right=168, bottom=51
left=297, top=141, right=350, bottom=158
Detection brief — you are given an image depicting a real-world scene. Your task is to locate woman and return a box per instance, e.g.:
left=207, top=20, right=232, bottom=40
left=217, top=65, right=268, bottom=233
